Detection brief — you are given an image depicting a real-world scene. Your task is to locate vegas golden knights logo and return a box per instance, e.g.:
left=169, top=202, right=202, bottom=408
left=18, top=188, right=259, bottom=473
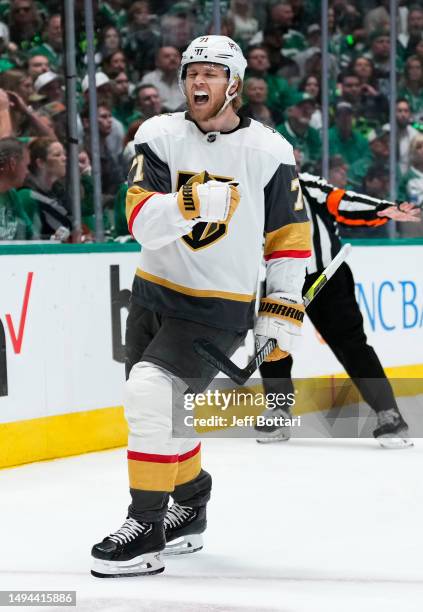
left=176, top=170, right=233, bottom=251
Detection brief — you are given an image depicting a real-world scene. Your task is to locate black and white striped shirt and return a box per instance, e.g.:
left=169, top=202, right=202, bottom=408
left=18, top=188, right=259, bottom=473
left=299, top=173, right=392, bottom=274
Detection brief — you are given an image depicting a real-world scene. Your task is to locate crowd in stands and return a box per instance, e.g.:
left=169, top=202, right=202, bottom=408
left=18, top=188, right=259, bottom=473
left=1, top=0, right=423, bottom=242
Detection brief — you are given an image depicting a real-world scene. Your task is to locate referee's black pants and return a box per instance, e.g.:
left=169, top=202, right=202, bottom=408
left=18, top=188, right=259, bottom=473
left=259, top=263, right=398, bottom=414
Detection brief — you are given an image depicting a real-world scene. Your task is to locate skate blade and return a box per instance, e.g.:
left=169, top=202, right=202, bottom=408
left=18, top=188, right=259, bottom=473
left=163, top=533, right=203, bottom=556
left=378, top=436, right=414, bottom=450
left=91, top=551, right=164, bottom=578
left=256, top=432, right=290, bottom=443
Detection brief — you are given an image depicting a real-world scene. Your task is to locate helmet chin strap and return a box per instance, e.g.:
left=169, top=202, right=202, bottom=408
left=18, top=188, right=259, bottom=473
left=215, top=77, right=238, bottom=117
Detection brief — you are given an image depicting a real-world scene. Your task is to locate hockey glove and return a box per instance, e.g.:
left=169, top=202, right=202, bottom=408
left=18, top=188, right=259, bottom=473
left=177, top=179, right=240, bottom=223
left=254, top=294, right=305, bottom=362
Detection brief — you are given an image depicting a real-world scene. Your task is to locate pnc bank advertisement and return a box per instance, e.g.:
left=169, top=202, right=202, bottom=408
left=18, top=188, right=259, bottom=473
left=0, top=244, right=421, bottom=465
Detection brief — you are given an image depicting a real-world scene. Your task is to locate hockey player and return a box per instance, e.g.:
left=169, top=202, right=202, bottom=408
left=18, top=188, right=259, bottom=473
left=91, top=35, right=311, bottom=577
left=255, top=169, right=420, bottom=448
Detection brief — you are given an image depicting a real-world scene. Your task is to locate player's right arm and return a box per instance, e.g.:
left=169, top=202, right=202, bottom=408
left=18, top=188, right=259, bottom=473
left=126, top=118, right=239, bottom=249
left=126, top=125, right=195, bottom=249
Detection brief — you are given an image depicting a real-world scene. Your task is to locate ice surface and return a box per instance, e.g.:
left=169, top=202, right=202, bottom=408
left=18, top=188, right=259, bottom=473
left=1, top=397, right=423, bottom=612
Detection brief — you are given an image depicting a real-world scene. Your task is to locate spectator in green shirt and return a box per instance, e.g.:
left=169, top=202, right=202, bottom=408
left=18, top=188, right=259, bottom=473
left=18, top=137, right=72, bottom=241
left=398, top=55, right=423, bottom=122
left=102, top=49, right=127, bottom=79
left=110, top=71, right=135, bottom=130
left=364, top=30, right=391, bottom=81
left=26, top=53, right=50, bottom=80
left=348, top=124, right=390, bottom=189
left=0, top=79, right=55, bottom=139
left=249, top=2, right=306, bottom=59
left=414, top=39, right=423, bottom=72
left=336, top=71, right=388, bottom=135
left=397, top=132, right=423, bottom=237
left=0, top=137, right=33, bottom=240
left=28, top=14, right=63, bottom=72
left=228, top=0, right=258, bottom=51
left=33, top=70, right=64, bottom=105
left=99, top=1, right=127, bottom=30
left=122, top=1, right=161, bottom=80
left=276, top=91, right=321, bottom=168
left=398, top=6, right=423, bottom=63
left=8, top=0, right=42, bottom=51
left=239, top=77, right=284, bottom=127
left=113, top=181, right=132, bottom=241
left=339, top=163, right=391, bottom=239
left=98, top=25, right=122, bottom=64
left=126, top=83, right=165, bottom=126
left=398, top=133, right=423, bottom=205
left=329, top=101, right=371, bottom=168
left=0, top=26, right=17, bottom=73
left=245, top=45, right=295, bottom=112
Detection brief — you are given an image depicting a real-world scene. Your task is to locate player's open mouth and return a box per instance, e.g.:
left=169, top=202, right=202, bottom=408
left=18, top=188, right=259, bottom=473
left=193, top=91, right=209, bottom=105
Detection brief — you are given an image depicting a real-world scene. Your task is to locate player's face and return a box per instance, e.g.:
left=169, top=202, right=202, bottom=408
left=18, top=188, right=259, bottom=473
left=185, top=63, right=230, bottom=122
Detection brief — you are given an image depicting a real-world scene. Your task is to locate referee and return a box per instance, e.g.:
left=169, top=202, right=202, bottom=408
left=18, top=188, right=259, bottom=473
left=256, top=161, right=420, bottom=448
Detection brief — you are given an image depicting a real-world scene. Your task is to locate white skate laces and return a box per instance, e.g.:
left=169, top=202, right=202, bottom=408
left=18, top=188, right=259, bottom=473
left=108, top=518, right=150, bottom=545
left=164, top=504, right=192, bottom=530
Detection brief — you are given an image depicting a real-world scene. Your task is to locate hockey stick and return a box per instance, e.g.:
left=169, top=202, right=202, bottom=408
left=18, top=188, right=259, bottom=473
left=193, top=243, right=352, bottom=385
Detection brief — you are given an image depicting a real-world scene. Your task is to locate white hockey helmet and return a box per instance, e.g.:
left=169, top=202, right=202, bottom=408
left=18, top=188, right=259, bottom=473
left=180, top=35, right=247, bottom=114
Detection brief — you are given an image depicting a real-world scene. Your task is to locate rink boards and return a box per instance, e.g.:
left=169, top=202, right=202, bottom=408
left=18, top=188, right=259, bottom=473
left=0, top=241, right=422, bottom=468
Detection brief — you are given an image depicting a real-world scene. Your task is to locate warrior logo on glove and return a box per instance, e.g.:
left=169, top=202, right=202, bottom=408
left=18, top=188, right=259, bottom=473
left=258, top=299, right=305, bottom=324
left=177, top=170, right=237, bottom=251
left=256, top=296, right=306, bottom=362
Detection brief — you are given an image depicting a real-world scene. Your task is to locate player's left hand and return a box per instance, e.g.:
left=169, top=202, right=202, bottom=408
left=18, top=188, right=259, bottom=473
left=377, top=203, right=421, bottom=222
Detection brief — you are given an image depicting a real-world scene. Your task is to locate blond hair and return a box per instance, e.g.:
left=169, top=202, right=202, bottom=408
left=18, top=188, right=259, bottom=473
left=231, top=78, right=244, bottom=111
left=410, top=132, right=423, bottom=165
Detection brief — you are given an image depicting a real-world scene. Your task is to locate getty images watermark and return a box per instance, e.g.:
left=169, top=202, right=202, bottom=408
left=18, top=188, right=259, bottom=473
left=172, top=377, right=423, bottom=439
left=181, top=388, right=301, bottom=430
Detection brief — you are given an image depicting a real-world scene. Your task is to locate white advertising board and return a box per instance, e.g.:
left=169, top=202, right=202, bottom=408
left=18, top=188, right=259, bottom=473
left=0, top=244, right=422, bottom=426
left=291, top=245, right=423, bottom=376
left=0, top=250, right=137, bottom=425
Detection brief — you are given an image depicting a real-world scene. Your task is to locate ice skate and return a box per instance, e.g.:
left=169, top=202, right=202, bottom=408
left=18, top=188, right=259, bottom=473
left=91, top=517, right=165, bottom=577
left=255, top=407, right=292, bottom=443
left=373, top=408, right=413, bottom=449
left=164, top=503, right=206, bottom=556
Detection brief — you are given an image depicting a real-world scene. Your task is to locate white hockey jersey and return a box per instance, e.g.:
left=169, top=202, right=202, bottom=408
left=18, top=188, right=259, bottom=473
left=126, top=112, right=311, bottom=331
